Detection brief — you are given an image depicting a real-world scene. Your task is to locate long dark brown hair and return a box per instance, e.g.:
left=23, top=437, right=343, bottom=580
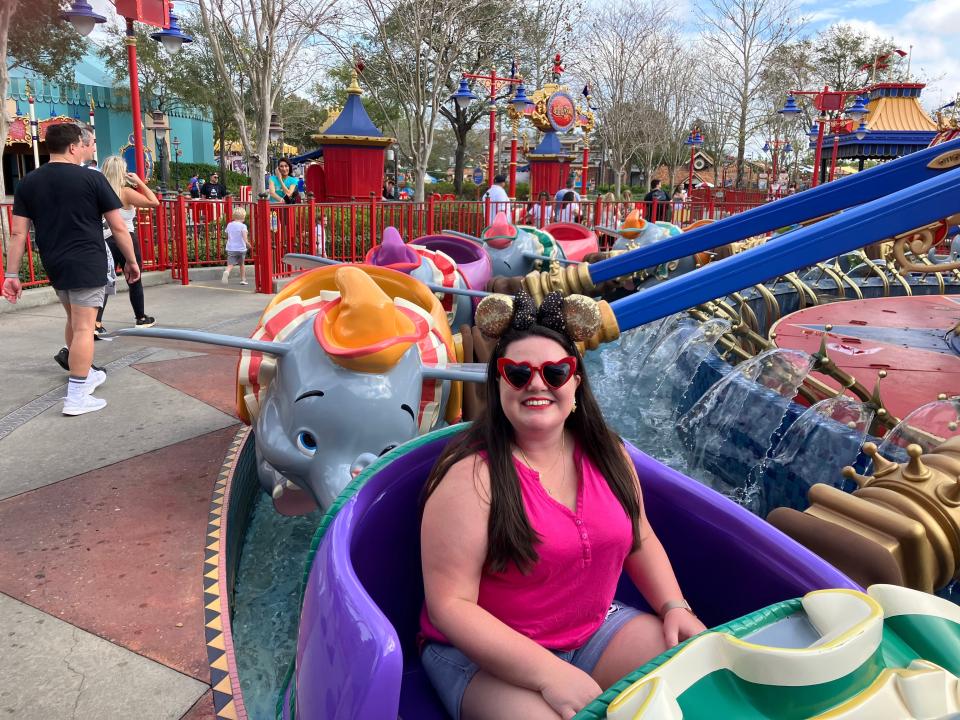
left=421, top=324, right=641, bottom=573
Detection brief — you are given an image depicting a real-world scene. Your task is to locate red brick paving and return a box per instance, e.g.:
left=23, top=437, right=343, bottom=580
left=134, top=352, right=241, bottom=418
left=180, top=690, right=217, bottom=719
left=0, top=424, right=240, bottom=681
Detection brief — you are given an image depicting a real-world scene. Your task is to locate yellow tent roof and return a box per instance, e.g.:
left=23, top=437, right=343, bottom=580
left=864, top=96, right=936, bottom=132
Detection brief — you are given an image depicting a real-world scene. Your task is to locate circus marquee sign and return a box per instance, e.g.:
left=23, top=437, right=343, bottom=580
left=546, top=91, right=576, bottom=133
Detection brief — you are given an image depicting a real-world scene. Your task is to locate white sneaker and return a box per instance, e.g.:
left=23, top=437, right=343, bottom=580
left=240, top=280, right=248, bottom=285
left=63, top=394, right=107, bottom=416
left=85, top=369, right=107, bottom=395
left=221, top=270, right=230, bottom=284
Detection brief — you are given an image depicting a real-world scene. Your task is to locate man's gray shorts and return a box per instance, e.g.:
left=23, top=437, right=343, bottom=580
left=227, top=251, right=247, bottom=265
left=55, top=286, right=106, bottom=308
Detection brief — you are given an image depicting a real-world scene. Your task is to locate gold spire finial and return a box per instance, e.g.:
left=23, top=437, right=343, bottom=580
left=347, top=69, right=362, bottom=96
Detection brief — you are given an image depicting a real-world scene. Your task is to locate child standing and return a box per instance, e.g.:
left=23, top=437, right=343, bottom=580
left=223, top=207, right=251, bottom=285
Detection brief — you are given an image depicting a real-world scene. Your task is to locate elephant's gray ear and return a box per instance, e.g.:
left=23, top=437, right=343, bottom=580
left=111, top=327, right=293, bottom=356
left=422, top=363, right=487, bottom=384
left=283, top=253, right=340, bottom=270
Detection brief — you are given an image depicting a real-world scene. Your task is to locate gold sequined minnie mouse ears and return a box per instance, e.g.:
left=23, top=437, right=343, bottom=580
left=475, top=289, right=602, bottom=342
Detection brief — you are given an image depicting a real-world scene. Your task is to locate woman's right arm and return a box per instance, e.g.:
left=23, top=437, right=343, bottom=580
left=422, top=456, right=601, bottom=717
left=268, top=177, right=284, bottom=202
left=123, top=174, right=160, bottom=208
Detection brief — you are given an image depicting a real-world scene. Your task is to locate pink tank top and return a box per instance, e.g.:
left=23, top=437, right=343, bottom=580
left=420, top=443, right=634, bottom=651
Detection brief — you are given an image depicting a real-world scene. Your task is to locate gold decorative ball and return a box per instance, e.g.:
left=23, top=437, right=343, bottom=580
left=563, top=295, right=602, bottom=341
left=939, top=393, right=948, bottom=401
left=949, top=422, right=958, bottom=432
left=824, top=324, right=833, bottom=331
left=475, top=295, right=514, bottom=338
left=878, top=370, right=887, bottom=378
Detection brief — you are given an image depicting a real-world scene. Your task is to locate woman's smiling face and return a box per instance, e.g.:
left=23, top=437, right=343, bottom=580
left=498, top=335, right=580, bottom=436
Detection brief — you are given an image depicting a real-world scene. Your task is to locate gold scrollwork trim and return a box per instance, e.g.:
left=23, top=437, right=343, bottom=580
left=892, top=221, right=960, bottom=274
left=855, top=251, right=890, bottom=297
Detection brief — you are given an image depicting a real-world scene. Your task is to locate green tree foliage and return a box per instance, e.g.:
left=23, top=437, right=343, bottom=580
left=1, top=0, right=87, bottom=200
left=314, top=61, right=402, bottom=133
left=275, top=94, right=328, bottom=155
left=813, top=25, right=899, bottom=90
left=7, top=0, right=85, bottom=83
left=98, top=25, right=196, bottom=114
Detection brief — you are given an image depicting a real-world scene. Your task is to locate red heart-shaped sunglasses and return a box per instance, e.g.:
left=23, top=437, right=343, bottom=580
left=496, top=357, right=577, bottom=390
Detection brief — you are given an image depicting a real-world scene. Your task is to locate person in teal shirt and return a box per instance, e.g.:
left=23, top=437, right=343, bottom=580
left=269, top=158, right=300, bottom=203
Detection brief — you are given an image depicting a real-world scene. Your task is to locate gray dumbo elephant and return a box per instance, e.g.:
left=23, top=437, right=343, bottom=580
left=117, top=265, right=484, bottom=515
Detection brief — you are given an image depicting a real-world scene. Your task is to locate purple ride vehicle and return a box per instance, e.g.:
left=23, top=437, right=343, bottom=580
left=278, top=425, right=856, bottom=720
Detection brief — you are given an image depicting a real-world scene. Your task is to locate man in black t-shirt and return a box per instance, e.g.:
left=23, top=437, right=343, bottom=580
left=643, top=179, right=670, bottom=222
left=3, top=123, right=141, bottom=416
left=200, top=173, right=227, bottom=199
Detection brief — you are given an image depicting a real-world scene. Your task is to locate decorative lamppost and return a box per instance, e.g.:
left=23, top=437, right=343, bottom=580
left=63, top=0, right=192, bottom=179
left=172, top=135, right=182, bottom=190
left=685, top=128, right=703, bottom=194
left=146, top=109, right=170, bottom=189
left=268, top=112, right=285, bottom=171
left=506, top=82, right=534, bottom=198
left=778, top=88, right=868, bottom=187
left=448, top=68, right=525, bottom=185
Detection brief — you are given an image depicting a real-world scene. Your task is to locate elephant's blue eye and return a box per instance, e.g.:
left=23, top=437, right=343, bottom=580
left=297, top=431, right=317, bottom=456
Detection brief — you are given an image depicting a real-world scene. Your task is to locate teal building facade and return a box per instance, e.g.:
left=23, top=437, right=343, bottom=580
left=4, top=53, right=213, bottom=191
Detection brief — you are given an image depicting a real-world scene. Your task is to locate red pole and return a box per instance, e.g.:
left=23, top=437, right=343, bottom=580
left=771, top=146, right=779, bottom=196
left=829, top=132, right=840, bottom=182
left=370, top=193, right=378, bottom=248
left=156, top=199, right=168, bottom=269
left=176, top=194, right=189, bottom=285
left=581, top=144, right=589, bottom=199
left=255, top=196, right=272, bottom=292
left=812, top=118, right=826, bottom=188
left=124, top=19, right=146, bottom=179
left=487, top=111, right=497, bottom=184
left=688, top=145, right=695, bottom=196
left=508, top=136, right=518, bottom=198
left=427, top=194, right=436, bottom=234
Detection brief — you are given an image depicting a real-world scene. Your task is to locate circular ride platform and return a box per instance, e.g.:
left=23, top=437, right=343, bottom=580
left=771, top=295, right=960, bottom=422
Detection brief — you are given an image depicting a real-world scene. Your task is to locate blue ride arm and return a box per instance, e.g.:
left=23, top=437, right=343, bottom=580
left=589, top=137, right=960, bottom=284
left=610, top=166, right=960, bottom=332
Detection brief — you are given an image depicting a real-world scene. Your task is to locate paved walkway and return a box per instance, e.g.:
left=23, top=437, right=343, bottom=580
left=0, top=277, right=271, bottom=719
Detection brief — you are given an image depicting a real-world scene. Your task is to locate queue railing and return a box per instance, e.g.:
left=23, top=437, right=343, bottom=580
left=1, top=193, right=766, bottom=293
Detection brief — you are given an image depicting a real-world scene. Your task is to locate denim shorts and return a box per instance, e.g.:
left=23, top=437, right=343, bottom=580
left=226, top=250, right=247, bottom=265
left=421, top=601, right=641, bottom=720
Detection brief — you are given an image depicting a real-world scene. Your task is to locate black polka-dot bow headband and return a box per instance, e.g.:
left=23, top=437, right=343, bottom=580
left=475, top=289, right=602, bottom=342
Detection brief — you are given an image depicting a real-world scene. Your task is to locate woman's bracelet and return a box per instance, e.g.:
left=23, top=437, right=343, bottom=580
left=4, top=272, right=20, bottom=279
left=659, top=599, right=694, bottom=618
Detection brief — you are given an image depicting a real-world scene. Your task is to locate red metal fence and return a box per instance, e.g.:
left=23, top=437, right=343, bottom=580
left=1, top=194, right=766, bottom=294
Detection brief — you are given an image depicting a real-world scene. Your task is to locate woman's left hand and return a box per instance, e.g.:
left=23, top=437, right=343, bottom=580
left=661, top=608, right=707, bottom=648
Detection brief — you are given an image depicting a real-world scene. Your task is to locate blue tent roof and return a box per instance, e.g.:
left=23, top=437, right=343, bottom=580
left=289, top=148, right=323, bottom=164
left=323, top=92, right=383, bottom=138
left=529, top=131, right=569, bottom=156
